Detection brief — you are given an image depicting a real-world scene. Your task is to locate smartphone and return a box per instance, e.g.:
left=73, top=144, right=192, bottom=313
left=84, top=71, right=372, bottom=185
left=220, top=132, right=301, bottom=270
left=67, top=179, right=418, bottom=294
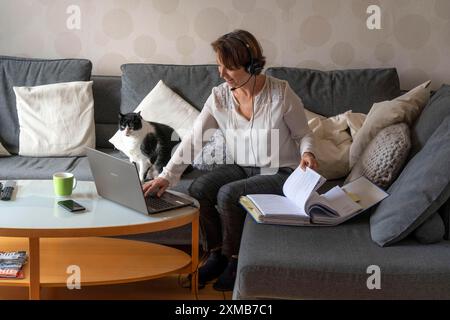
left=58, top=200, right=86, bottom=213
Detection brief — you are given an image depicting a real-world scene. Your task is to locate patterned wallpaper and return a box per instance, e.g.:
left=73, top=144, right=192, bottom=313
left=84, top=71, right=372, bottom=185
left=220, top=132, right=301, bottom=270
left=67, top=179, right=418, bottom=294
left=0, top=0, right=449, bottom=90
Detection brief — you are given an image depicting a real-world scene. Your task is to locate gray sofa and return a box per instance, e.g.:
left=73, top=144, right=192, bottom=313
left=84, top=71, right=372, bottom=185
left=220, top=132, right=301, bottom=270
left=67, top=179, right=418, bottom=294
left=1, top=56, right=450, bottom=299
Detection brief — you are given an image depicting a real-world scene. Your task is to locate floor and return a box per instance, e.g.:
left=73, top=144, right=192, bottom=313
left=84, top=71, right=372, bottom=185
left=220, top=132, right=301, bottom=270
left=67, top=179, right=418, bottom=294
left=0, top=274, right=233, bottom=300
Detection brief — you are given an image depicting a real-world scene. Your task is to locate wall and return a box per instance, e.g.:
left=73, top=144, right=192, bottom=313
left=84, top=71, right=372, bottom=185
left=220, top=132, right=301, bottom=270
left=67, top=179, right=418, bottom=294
left=1, top=0, right=449, bottom=90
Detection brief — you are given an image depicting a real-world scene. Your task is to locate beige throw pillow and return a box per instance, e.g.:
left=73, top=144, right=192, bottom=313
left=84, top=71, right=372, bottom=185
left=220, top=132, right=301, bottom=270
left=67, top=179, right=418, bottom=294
left=0, top=142, right=10, bottom=157
left=109, top=80, right=199, bottom=152
left=309, top=111, right=366, bottom=180
left=304, top=108, right=325, bottom=122
left=14, top=81, right=95, bottom=157
left=349, top=80, right=431, bottom=168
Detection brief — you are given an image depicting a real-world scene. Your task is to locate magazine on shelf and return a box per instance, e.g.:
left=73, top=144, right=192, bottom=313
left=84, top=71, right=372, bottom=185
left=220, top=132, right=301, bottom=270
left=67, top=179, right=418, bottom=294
left=240, top=167, right=389, bottom=226
left=0, top=251, right=28, bottom=279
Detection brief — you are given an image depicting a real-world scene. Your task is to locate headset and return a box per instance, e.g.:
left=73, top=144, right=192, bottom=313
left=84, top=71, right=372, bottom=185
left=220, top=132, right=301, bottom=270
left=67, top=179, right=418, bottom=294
left=225, top=32, right=263, bottom=76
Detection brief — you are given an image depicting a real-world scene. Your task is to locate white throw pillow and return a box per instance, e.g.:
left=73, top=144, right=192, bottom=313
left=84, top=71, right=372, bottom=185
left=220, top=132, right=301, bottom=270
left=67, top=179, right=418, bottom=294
left=14, top=81, right=95, bottom=157
left=349, top=80, right=431, bottom=168
left=0, top=142, right=10, bottom=157
left=109, top=80, right=199, bottom=152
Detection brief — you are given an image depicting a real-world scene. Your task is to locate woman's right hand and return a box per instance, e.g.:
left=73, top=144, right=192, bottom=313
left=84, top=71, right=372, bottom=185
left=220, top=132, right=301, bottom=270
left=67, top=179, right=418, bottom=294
left=143, top=177, right=170, bottom=198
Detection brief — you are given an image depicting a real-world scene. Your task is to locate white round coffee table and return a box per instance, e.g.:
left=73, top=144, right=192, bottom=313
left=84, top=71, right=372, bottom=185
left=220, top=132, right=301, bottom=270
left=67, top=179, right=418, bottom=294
left=0, top=180, right=199, bottom=300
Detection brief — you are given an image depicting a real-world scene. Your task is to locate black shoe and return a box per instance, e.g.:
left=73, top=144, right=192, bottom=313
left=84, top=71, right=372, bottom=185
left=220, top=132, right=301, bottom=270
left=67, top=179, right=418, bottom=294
left=213, top=257, right=238, bottom=292
left=198, top=251, right=228, bottom=287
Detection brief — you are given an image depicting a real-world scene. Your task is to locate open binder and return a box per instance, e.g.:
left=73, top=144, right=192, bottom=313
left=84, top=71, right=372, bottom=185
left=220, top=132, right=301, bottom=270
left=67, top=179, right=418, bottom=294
left=240, top=167, right=389, bottom=226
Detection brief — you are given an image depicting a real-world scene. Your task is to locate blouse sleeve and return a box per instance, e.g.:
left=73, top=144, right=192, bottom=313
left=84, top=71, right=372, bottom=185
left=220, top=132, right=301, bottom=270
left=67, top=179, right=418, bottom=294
left=282, top=83, right=315, bottom=156
left=158, top=93, right=219, bottom=187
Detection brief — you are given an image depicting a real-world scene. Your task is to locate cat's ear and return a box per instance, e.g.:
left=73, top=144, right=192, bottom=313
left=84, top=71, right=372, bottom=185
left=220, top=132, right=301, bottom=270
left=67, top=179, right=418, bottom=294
left=137, top=111, right=142, bottom=118
left=119, top=112, right=124, bottom=119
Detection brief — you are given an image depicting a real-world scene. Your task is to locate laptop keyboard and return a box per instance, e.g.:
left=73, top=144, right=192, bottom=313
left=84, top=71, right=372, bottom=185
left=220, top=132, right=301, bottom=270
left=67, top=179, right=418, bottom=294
left=145, top=196, right=175, bottom=210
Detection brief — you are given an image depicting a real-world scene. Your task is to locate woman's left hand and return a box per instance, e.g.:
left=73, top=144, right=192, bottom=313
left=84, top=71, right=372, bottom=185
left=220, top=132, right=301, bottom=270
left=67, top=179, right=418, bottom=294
left=300, top=152, right=319, bottom=171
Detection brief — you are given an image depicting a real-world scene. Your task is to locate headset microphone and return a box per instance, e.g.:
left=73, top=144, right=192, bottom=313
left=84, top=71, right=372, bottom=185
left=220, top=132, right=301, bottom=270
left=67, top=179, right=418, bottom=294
left=230, top=74, right=253, bottom=91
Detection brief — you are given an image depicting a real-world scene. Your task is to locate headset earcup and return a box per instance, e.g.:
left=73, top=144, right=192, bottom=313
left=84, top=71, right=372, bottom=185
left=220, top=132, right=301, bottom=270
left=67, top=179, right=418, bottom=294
left=250, top=60, right=263, bottom=75
left=247, top=64, right=255, bottom=75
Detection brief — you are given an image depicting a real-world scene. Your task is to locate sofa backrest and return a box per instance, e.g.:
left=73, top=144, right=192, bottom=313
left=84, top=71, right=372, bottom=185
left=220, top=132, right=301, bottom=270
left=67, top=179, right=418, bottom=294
left=92, top=66, right=402, bottom=148
left=91, top=75, right=121, bottom=149
left=120, top=64, right=224, bottom=113
left=265, top=67, right=400, bottom=117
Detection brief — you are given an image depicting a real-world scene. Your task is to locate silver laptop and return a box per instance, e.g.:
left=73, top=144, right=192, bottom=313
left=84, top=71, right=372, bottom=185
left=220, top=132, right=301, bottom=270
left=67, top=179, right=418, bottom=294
left=86, top=148, right=194, bottom=214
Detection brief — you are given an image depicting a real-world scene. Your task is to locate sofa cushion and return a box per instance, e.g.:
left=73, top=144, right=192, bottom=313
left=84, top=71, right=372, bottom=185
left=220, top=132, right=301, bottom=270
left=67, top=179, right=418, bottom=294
left=0, top=146, right=203, bottom=194
left=265, top=67, right=400, bottom=117
left=234, top=214, right=450, bottom=300
left=370, top=116, right=450, bottom=247
left=0, top=148, right=120, bottom=181
left=92, top=76, right=122, bottom=149
left=120, top=64, right=223, bottom=112
left=308, top=111, right=366, bottom=180
left=345, top=123, right=411, bottom=189
left=349, top=81, right=430, bottom=168
left=133, top=80, right=200, bottom=138
left=110, top=80, right=200, bottom=159
left=0, top=142, right=10, bottom=157
left=440, top=199, right=450, bottom=240
left=14, top=81, right=95, bottom=157
left=410, top=84, right=450, bottom=158
left=413, top=212, right=445, bottom=244
left=0, top=56, right=92, bottom=154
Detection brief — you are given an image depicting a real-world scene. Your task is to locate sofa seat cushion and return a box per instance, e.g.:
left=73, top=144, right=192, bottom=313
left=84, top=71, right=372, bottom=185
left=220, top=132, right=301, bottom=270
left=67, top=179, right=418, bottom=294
left=234, top=214, right=450, bottom=300
left=0, top=148, right=205, bottom=186
left=0, top=148, right=121, bottom=181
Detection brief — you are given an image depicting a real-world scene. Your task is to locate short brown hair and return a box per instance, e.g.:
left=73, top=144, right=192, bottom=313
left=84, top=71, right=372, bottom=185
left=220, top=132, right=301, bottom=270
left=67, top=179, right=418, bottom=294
left=211, top=30, right=266, bottom=74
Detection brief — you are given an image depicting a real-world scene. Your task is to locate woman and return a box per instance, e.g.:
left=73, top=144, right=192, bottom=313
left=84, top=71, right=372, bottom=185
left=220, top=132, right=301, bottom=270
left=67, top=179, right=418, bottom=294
left=143, top=30, right=318, bottom=291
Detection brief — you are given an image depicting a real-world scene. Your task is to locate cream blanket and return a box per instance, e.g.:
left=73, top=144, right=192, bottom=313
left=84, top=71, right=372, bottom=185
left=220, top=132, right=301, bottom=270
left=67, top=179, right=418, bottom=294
left=306, top=110, right=366, bottom=180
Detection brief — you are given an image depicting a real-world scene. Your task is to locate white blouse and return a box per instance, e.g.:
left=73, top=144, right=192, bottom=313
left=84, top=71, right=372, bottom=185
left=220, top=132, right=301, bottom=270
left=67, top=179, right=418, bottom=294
left=159, top=75, right=314, bottom=186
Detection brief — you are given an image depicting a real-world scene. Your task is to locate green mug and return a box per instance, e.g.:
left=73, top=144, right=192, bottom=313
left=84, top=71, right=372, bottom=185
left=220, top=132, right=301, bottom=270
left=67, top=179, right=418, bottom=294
left=53, top=172, right=77, bottom=196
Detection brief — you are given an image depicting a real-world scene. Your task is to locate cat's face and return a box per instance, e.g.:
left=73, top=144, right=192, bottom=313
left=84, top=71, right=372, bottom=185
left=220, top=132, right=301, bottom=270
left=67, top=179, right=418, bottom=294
left=119, top=112, right=143, bottom=136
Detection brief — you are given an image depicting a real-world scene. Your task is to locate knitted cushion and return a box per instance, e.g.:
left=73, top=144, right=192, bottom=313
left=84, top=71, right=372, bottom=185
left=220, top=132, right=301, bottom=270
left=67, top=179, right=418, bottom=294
left=345, top=123, right=411, bottom=189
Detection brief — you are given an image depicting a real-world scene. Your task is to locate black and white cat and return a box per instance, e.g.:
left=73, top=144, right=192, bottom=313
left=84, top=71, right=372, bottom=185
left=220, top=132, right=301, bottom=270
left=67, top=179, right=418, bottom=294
left=118, top=112, right=178, bottom=182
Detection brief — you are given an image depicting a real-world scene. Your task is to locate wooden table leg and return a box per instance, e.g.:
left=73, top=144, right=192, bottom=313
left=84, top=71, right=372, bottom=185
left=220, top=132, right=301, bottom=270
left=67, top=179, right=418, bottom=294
left=28, top=237, right=40, bottom=300
left=191, top=211, right=199, bottom=296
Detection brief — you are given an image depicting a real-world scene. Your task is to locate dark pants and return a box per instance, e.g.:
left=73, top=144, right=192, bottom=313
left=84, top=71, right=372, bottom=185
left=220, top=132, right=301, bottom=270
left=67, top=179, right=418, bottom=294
left=188, top=165, right=293, bottom=259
